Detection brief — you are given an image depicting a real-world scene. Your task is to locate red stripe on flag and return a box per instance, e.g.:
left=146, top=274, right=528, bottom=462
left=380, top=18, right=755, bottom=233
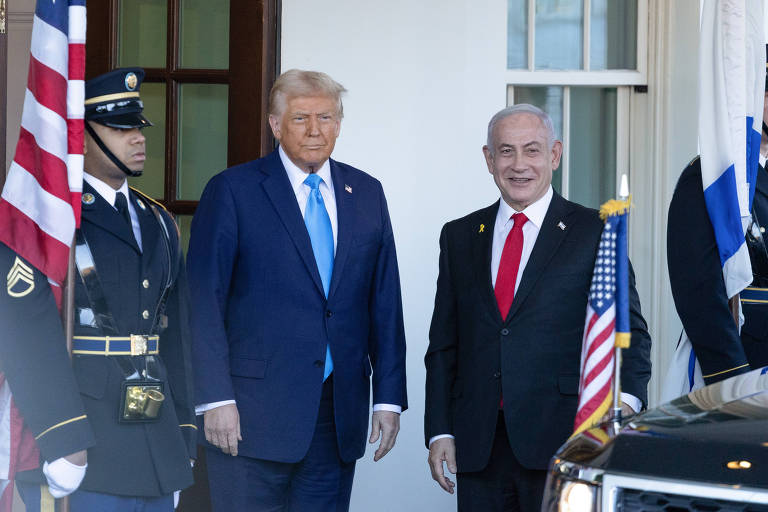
left=67, top=118, right=84, bottom=155
left=27, top=56, right=68, bottom=119
left=68, top=43, right=85, bottom=81
left=584, top=319, right=616, bottom=360
left=0, top=202, right=70, bottom=285
left=573, top=381, right=612, bottom=426
left=584, top=346, right=614, bottom=384
left=14, top=128, right=71, bottom=202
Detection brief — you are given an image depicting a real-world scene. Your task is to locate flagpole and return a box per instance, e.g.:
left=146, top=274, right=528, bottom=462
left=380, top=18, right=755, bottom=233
left=612, top=174, right=630, bottom=429
left=58, top=238, right=76, bottom=512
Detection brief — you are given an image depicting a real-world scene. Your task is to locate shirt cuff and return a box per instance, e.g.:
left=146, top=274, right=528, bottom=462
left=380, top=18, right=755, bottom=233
left=428, top=434, right=454, bottom=447
left=620, top=392, right=641, bottom=413
left=195, top=400, right=236, bottom=416
left=373, top=403, right=402, bottom=414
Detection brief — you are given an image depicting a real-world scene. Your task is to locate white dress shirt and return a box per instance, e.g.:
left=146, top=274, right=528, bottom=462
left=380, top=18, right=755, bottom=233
left=196, top=148, right=401, bottom=415
left=83, top=173, right=142, bottom=251
left=429, top=187, right=639, bottom=447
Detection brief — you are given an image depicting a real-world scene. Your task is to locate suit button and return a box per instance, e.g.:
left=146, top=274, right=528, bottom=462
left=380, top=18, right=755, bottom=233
left=314, top=360, right=324, bottom=368
left=142, top=310, right=150, bottom=320
left=493, top=372, right=501, bottom=379
left=142, top=279, right=150, bottom=289
left=500, top=328, right=509, bottom=336
left=326, top=310, right=333, bottom=318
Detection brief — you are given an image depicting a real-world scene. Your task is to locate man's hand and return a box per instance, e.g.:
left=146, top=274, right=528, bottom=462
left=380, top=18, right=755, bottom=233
left=204, top=404, right=241, bottom=456
left=43, top=450, right=88, bottom=498
left=599, top=402, right=636, bottom=423
left=428, top=438, right=456, bottom=494
left=368, top=411, right=400, bottom=461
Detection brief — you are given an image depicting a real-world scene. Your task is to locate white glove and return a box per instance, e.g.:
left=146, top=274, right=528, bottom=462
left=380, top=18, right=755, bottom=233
left=43, top=457, right=87, bottom=498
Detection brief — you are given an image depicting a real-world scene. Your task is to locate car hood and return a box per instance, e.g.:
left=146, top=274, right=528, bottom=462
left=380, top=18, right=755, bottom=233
left=556, top=368, right=768, bottom=488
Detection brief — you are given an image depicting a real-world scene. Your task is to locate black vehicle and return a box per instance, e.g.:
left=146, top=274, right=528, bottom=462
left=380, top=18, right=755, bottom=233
left=542, top=368, right=768, bottom=511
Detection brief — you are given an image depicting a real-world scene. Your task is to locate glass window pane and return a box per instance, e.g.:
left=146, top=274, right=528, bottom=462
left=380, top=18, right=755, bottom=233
left=118, top=0, right=167, bottom=68
left=535, top=0, right=583, bottom=70
left=568, top=87, right=617, bottom=209
left=180, top=0, right=230, bottom=69
left=176, top=215, right=193, bottom=254
left=511, top=86, right=564, bottom=194
left=507, top=0, right=528, bottom=69
left=590, top=0, right=637, bottom=70
left=127, top=82, right=166, bottom=199
left=177, top=84, right=229, bottom=200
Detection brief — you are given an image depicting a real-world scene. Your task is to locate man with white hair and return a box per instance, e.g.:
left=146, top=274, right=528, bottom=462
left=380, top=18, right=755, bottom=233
left=187, top=69, right=407, bottom=511
left=424, top=104, right=652, bottom=511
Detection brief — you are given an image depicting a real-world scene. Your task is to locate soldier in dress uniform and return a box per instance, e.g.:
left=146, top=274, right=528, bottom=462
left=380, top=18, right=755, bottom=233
left=13, top=68, right=196, bottom=511
left=667, top=47, right=768, bottom=385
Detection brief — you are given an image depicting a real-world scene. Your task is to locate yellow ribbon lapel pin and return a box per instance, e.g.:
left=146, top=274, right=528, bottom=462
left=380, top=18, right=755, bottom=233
left=479, top=224, right=485, bottom=233
left=7, top=256, right=34, bottom=298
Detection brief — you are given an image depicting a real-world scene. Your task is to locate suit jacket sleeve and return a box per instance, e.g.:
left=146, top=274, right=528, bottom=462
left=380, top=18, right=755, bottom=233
left=667, top=160, right=750, bottom=384
left=186, top=173, right=238, bottom=405
left=368, top=185, right=408, bottom=410
left=158, top=211, right=197, bottom=458
left=0, top=245, right=95, bottom=462
left=423, top=224, right=458, bottom=445
left=622, top=262, right=652, bottom=406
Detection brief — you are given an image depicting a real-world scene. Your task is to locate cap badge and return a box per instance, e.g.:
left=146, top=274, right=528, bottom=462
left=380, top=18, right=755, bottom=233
left=7, top=256, right=34, bottom=298
left=82, top=193, right=95, bottom=205
left=125, top=72, right=138, bottom=91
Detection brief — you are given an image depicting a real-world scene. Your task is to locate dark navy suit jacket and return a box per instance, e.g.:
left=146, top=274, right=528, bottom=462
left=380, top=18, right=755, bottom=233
left=187, top=149, right=407, bottom=464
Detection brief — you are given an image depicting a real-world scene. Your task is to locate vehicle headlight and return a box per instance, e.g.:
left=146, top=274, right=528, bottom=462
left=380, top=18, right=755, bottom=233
left=559, top=481, right=597, bottom=512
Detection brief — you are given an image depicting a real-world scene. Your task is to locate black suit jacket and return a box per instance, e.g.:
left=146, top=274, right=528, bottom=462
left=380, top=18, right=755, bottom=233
left=425, top=192, right=652, bottom=471
left=16, top=182, right=196, bottom=497
left=668, top=157, right=768, bottom=384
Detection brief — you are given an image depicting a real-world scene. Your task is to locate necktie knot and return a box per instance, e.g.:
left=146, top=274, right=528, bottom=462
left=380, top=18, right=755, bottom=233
left=304, top=173, right=323, bottom=191
left=511, top=212, right=528, bottom=229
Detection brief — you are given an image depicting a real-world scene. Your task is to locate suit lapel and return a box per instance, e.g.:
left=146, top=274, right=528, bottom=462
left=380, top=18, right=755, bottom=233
left=328, top=160, right=352, bottom=299
left=260, top=151, right=326, bottom=298
left=473, top=201, right=503, bottom=323
left=504, top=192, right=573, bottom=322
left=81, top=182, right=141, bottom=253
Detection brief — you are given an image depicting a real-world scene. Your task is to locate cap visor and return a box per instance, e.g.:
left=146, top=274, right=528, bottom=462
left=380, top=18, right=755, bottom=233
left=94, top=112, right=153, bottom=129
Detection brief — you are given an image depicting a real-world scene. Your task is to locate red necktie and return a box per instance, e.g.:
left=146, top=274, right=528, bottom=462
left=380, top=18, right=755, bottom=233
left=495, top=213, right=527, bottom=409
left=494, top=212, right=528, bottom=320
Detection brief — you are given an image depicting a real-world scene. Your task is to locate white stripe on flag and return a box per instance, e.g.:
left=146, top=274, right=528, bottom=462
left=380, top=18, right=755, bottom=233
left=582, top=328, right=615, bottom=377
left=20, top=89, right=68, bottom=162
left=29, top=15, right=69, bottom=78
left=67, top=154, right=84, bottom=193
left=2, top=162, right=75, bottom=245
left=580, top=362, right=613, bottom=401
left=68, top=6, right=87, bottom=43
left=67, top=79, right=85, bottom=119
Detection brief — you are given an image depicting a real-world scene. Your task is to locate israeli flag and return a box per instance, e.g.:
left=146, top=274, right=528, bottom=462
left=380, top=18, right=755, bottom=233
left=699, top=0, right=763, bottom=299
left=662, top=0, right=765, bottom=402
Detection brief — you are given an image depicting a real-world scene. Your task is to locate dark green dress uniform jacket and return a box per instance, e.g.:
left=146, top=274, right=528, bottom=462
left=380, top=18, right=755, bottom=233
left=19, top=181, right=196, bottom=497
left=0, top=244, right=95, bottom=462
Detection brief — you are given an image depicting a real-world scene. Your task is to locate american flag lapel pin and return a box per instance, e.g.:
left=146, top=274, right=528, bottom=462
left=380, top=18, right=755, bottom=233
left=558, top=221, right=566, bottom=231
left=345, top=184, right=352, bottom=193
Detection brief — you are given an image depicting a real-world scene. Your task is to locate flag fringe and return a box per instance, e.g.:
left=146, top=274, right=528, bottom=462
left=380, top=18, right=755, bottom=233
left=599, top=196, right=632, bottom=220
left=615, top=332, right=631, bottom=349
left=571, top=390, right=613, bottom=438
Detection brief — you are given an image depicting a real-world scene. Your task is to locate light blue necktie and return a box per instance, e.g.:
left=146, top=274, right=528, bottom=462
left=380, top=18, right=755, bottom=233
left=303, top=173, right=334, bottom=381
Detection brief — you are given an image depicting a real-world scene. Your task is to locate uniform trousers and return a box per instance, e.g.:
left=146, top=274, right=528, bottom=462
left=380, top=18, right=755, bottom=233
left=16, top=481, right=173, bottom=511
left=456, top=412, right=547, bottom=512
left=205, top=376, right=356, bottom=512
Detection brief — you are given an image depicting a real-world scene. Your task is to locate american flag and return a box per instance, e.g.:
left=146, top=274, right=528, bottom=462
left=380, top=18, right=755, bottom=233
left=573, top=203, right=630, bottom=437
left=0, top=0, right=85, bottom=508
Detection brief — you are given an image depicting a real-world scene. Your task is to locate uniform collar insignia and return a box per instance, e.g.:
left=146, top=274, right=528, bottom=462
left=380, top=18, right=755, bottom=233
left=82, top=193, right=95, bottom=205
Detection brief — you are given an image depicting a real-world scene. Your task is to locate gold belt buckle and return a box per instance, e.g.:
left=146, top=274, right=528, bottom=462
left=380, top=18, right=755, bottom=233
left=130, top=334, right=149, bottom=356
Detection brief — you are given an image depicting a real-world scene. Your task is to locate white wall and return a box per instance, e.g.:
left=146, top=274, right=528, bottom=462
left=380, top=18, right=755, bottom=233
left=282, top=1, right=701, bottom=510
left=282, top=1, right=507, bottom=510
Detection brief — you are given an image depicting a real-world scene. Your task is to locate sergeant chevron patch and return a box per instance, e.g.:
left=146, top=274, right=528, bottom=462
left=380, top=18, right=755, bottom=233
left=7, top=256, right=34, bottom=298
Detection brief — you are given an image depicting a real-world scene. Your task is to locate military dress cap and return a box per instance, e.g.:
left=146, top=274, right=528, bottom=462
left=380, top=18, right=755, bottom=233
left=85, top=67, right=153, bottom=129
